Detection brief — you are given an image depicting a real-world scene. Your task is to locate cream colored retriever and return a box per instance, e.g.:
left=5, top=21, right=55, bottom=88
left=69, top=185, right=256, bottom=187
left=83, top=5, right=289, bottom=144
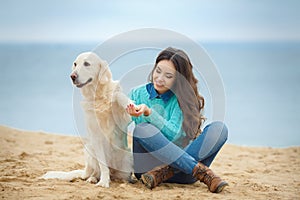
left=42, top=52, right=133, bottom=187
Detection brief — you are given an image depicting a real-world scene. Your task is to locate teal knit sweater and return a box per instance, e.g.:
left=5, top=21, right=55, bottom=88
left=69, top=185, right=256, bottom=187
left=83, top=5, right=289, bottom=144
left=129, top=83, right=186, bottom=146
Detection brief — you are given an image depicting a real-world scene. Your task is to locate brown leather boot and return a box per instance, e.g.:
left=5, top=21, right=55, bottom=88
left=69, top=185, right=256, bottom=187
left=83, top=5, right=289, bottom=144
left=192, top=162, right=228, bottom=193
left=141, top=165, right=174, bottom=189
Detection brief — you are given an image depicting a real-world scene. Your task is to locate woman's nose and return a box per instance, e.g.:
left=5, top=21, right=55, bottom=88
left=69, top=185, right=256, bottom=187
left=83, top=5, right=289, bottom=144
left=156, top=74, right=164, bottom=82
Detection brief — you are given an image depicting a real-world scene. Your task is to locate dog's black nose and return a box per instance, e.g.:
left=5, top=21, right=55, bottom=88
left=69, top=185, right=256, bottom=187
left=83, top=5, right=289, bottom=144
left=70, top=73, right=77, bottom=82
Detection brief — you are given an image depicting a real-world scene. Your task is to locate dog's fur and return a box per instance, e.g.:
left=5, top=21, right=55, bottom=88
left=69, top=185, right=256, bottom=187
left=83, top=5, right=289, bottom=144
left=42, top=52, right=133, bottom=187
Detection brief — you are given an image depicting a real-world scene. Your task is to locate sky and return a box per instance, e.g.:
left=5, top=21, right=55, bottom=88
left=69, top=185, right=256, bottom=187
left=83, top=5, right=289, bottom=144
left=0, top=0, right=299, bottom=42
left=1, top=0, right=299, bottom=147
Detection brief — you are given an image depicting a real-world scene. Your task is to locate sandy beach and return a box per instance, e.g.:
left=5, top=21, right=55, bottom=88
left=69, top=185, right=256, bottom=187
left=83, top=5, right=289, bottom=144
left=0, top=125, right=299, bottom=200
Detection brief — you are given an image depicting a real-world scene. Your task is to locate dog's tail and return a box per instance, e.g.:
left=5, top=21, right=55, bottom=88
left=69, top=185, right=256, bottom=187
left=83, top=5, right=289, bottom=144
left=41, top=170, right=84, bottom=181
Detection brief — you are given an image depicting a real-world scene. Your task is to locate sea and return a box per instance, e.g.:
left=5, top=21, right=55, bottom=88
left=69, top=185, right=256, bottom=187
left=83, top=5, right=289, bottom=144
left=0, top=41, right=299, bottom=147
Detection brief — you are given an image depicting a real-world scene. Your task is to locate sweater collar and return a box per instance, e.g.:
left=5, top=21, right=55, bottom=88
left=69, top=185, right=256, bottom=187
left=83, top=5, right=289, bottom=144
left=146, top=83, right=174, bottom=103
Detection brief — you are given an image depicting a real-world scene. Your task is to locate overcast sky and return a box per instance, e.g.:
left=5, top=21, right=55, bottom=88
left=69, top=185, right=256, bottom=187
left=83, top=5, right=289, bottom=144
left=1, top=0, right=299, bottom=42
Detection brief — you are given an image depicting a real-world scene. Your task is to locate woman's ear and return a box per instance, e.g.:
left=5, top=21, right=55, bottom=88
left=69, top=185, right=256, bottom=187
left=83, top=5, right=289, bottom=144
left=98, top=60, right=112, bottom=84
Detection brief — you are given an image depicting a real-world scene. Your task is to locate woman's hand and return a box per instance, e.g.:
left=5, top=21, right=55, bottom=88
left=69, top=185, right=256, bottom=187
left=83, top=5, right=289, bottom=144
left=126, top=104, right=152, bottom=117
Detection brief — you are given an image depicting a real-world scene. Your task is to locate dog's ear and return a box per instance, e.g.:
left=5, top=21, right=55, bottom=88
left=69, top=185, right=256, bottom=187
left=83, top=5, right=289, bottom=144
left=98, top=60, right=112, bottom=84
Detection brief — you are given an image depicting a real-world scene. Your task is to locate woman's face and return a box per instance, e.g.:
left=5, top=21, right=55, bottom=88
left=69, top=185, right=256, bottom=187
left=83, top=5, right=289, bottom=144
left=152, top=59, right=176, bottom=94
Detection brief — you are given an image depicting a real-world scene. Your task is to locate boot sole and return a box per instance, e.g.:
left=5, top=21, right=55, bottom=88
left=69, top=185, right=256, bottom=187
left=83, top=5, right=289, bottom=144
left=128, top=173, right=138, bottom=184
left=214, top=182, right=229, bottom=193
left=141, top=174, right=154, bottom=189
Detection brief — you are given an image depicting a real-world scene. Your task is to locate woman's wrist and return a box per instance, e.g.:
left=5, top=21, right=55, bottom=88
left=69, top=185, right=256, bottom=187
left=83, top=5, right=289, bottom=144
left=144, top=108, right=152, bottom=116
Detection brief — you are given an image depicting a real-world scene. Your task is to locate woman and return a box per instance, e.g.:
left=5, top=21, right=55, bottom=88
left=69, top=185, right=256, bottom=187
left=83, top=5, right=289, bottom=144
left=126, top=47, right=228, bottom=193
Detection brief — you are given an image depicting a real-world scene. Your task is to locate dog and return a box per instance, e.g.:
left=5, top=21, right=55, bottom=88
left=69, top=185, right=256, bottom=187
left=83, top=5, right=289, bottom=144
left=42, top=52, right=133, bottom=187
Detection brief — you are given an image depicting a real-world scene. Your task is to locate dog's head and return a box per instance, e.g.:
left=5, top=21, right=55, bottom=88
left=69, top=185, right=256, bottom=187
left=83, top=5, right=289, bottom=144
left=70, top=52, right=112, bottom=88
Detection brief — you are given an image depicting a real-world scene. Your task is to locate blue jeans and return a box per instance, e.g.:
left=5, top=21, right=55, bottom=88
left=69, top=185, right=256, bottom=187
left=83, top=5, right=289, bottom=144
left=133, top=121, right=228, bottom=184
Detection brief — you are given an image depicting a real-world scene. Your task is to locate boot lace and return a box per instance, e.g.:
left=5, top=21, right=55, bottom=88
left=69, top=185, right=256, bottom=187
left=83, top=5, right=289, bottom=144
left=203, top=173, right=215, bottom=186
left=159, top=166, right=171, bottom=181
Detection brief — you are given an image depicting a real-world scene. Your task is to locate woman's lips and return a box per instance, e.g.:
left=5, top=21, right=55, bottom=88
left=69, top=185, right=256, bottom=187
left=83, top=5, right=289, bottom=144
left=154, top=82, right=164, bottom=88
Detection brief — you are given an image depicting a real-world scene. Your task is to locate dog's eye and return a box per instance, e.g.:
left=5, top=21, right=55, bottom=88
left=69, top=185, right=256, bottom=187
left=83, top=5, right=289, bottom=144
left=74, top=62, right=77, bottom=67
left=84, top=62, right=90, bottom=67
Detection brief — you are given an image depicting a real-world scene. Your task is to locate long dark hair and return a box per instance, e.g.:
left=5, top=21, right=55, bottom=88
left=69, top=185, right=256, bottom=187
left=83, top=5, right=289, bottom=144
left=149, top=47, right=205, bottom=141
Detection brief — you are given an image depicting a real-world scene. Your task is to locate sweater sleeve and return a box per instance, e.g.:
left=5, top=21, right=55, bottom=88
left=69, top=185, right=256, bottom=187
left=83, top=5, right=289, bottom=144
left=143, top=103, right=184, bottom=141
left=128, top=84, right=185, bottom=142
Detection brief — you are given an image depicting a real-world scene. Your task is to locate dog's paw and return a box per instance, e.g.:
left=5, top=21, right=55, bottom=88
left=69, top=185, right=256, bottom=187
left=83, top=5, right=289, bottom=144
left=86, top=176, right=98, bottom=184
left=81, top=173, right=90, bottom=180
left=96, top=179, right=110, bottom=188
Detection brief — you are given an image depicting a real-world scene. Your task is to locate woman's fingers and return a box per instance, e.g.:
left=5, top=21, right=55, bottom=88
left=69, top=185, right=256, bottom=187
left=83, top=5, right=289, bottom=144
left=126, top=104, right=140, bottom=117
left=126, top=104, right=149, bottom=117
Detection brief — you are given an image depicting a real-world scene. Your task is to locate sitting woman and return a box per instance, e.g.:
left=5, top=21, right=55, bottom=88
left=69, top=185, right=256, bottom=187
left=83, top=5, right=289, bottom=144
left=126, top=47, right=228, bottom=193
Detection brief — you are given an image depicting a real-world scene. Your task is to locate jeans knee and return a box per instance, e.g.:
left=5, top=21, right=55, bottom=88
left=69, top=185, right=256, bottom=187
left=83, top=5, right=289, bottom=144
left=133, top=122, right=149, bottom=138
left=209, top=121, right=228, bottom=143
left=133, top=122, right=159, bottom=140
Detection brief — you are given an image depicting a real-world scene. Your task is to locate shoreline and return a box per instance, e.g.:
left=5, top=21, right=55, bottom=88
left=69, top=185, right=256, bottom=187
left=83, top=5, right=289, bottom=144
left=2, top=124, right=298, bottom=149
left=1, top=125, right=299, bottom=199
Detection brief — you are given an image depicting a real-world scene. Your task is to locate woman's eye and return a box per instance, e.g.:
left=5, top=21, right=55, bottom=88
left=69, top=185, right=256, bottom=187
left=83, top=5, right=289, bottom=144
left=84, top=62, right=90, bottom=67
left=166, top=75, right=173, bottom=79
left=155, top=68, right=161, bottom=73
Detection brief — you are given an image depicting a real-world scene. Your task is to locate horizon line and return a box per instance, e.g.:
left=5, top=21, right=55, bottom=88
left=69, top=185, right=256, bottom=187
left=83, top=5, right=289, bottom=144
left=1, top=38, right=300, bottom=44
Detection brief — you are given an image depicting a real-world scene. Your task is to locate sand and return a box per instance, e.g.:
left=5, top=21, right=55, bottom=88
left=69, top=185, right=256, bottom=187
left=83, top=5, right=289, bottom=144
left=0, top=125, right=299, bottom=200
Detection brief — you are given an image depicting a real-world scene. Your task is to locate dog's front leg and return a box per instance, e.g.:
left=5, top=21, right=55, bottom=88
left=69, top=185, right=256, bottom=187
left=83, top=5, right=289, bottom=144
left=96, top=163, right=110, bottom=188
left=82, top=148, right=96, bottom=179
left=82, top=161, right=95, bottom=180
left=113, top=91, right=131, bottom=108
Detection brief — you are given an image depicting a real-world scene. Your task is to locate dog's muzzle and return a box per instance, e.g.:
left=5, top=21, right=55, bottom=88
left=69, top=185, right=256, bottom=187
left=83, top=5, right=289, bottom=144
left=70, top=73, right=92, bottom=88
